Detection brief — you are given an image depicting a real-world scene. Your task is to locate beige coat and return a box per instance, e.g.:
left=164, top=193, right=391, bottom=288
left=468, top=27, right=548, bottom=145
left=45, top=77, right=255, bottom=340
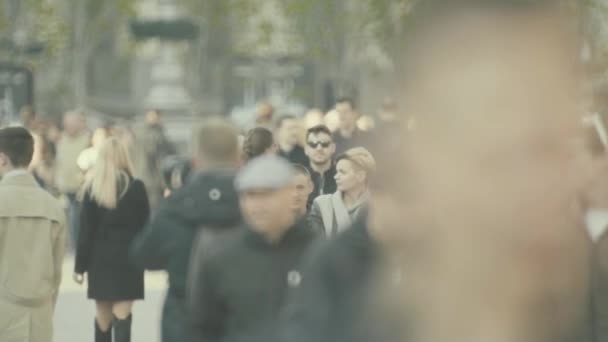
left=0, top=173, right=66, bottom=342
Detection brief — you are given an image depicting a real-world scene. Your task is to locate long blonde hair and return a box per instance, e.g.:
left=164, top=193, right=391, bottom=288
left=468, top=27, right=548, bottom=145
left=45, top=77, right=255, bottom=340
left=81, top=137, right=135, bottom=209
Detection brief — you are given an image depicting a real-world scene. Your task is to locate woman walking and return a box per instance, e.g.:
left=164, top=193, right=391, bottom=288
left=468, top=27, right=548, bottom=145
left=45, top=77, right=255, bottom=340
left=309, top=147, right=376, bottom=237
left=73, top=137, right=150, bottom=342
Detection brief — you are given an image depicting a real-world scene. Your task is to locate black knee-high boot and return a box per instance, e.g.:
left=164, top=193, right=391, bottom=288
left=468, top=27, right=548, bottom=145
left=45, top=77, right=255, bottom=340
left=112, top=314, right=132, bottom=342
left=95, top=319, right=112, bottom=342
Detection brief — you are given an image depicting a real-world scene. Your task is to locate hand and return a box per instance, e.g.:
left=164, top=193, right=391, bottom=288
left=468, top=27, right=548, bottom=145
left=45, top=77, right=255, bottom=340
left=73, top=273, right=84, bottom=285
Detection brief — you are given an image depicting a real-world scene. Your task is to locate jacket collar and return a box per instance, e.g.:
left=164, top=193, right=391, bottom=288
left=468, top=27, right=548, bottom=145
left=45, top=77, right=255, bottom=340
left=0, top=171, right=39, bottom=187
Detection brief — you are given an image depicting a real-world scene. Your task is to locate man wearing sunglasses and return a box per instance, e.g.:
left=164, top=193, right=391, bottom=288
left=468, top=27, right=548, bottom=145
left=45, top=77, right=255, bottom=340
left=304, top=125, right=337, bottom=208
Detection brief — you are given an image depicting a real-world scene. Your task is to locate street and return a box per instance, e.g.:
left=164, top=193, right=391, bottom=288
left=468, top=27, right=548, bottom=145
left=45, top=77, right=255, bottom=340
left=54, top=255, right=167, bottom=341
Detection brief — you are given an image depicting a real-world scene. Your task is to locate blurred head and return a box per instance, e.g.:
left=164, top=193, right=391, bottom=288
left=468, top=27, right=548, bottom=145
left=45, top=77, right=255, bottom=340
left=276, top=115, right=301, bottom=148
left=19, top=106, right=36, bottom=128
left=324, top=109, right=341, bottom=132
left=82, top=137, right=134, bottom=209
left=63, top=110, right=86, bottom=136
left=304, top=109, right=325, bottom=129
left=236, top=156, right=297, bottom=242
left=239, top=187, right=295, bottom=241
left=335, top=97, right=358, bottom=131
left=243, top=127, right=276, bottom=163
left=291, top=164, right=314, bottom=215
left=305, top=125, right=335, bottom=166
left=194, top=117, right=240, bottom=170
left=145, top=109, right=162, bottom=125
left=335, top=147, right=376, bottom=194
left=256, top=102, right=274, bottom=123
left=0, top=127, right=34, bottom=174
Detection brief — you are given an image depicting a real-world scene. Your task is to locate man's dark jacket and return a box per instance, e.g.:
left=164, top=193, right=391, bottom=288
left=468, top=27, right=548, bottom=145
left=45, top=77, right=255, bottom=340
left=188, top=220, right=318, bottom=342
left=129, top=170, right=241, bottom=342
left=277, top=220, right=408, bottom=342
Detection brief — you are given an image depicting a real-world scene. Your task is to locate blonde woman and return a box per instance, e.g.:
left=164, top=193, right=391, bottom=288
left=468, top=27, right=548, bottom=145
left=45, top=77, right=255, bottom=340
left=73, top=137, right=150, bottom=342
left=309, top=147, right=376, bottom=237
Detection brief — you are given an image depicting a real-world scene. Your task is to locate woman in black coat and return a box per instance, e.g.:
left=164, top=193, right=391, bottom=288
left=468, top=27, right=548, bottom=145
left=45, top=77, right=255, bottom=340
left=74, top=137, right=150, bottom=342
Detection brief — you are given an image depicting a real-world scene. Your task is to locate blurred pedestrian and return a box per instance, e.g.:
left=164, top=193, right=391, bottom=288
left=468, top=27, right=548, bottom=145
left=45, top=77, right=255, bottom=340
left=160, top=155, right=192, bottom=198
left=333, top=98, right=369, bottom=154
left=0, top=127, right=66, bottom=342
left=132, top=109, right=176, bottom=211
left=30, top=132, right=59, bottom=196
left=276, top=115, right=308, bottom=166
left=73, top=137, right=150, bottom=342
left=309, top=147, right=375, bottom=237
left=304, top=125, right=337, bottom=207
left=130, top=117, right=242, bottom=342
left=292, top=164, right=314, bottom=217
left=303, top=109, right=325, bottom=130
left=55, top=110, right=90, bottom=251
left=187, top=155, right=318, bottom=342
left=242, top=127, right=277, bottom=163
left=77, top=127, right=110, bottom=175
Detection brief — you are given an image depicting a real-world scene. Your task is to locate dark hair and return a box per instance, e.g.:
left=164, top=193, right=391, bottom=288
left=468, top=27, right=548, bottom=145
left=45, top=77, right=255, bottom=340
left=292, top=163, right=311, bottom=178
left=336, top=97, right=355, bottom=109
left=243, top=127, right=274, bottom=162
left=275, top=115, right=297, bottom=130
left=306, top=124, right=332, bottom=141
left=0, top=127, right=34, bottom=167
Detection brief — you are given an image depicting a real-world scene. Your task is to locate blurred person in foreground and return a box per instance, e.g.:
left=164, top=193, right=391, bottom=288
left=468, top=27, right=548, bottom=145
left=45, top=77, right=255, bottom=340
left=187, top=155, right=318, bottom=342
left=73, top=138, right=150, bottom=342
left=278, top=149, right=411, bottom=342
left=55, top=110, right=89, bottom=250
left=397, top=1, right=593, bottom=341
left=309, top=147, right=376, bottom=237
left=130, top=117, right=242, bottom=342
left=304, top=125, right=337, bottom=206
left=242, top=127, right=277, bottom=164
left=276, top=115, right=309, bottom=166
left=132, top=109, right=176, bottom=211
left=0, top=127, right=66, bottom=342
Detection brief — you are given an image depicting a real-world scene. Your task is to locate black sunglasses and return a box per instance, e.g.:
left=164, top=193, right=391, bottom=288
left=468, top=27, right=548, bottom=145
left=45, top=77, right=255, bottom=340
left=307, top=141, right=332, bottom=149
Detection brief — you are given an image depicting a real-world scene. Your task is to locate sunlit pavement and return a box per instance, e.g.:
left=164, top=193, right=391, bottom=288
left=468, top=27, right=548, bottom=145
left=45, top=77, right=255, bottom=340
left=54, top=255, right=167, bottom=342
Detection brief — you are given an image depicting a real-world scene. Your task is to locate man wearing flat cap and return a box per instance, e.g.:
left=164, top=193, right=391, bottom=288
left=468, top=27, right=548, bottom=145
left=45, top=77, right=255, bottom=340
left=187, top=154, right=319, bottom=342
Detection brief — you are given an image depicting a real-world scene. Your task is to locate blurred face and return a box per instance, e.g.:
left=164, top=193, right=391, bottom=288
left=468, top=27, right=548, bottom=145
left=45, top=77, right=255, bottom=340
left=335, top=159, right=365, bottom=193
left=279, top=119, right=301, bottom=146
left=146, top=110, right=161, bottom=125
left=305, top=132, right=335, bottom=165
left=292, top=174, right=313, bottom=214
left=92, top=128, right=108, bottom=148
left=336, top=102, right=356, bottom=130
left=240, top=187, right=296, bottom=241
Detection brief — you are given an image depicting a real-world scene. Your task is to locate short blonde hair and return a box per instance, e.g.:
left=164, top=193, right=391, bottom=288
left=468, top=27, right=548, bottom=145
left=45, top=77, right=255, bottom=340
left=337, top=147, right=377, bottom=176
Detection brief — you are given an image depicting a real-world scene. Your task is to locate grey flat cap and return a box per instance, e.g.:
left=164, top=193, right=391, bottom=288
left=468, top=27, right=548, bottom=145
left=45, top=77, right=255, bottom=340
left=235, top=155, right=295, bottom=192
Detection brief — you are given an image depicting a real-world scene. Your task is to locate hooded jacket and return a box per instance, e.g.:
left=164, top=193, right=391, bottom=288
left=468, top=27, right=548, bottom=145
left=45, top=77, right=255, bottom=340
left=129, top=169, right=242, bottom=342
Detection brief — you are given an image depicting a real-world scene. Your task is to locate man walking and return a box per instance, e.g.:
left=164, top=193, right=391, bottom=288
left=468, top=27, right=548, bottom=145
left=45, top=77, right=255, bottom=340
left=130, top=117, right=242, bottom=342
left=187, top=155, right=318, bottom=342
left=0, top=127, right=66, bottom=342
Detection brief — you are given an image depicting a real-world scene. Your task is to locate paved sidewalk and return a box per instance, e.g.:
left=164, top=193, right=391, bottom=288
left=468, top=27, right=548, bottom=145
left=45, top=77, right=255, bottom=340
left=54, top=255, right=167, bottom=341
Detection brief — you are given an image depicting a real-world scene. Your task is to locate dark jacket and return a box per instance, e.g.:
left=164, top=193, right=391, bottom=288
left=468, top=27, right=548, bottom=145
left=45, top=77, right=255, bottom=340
left=278, top=220, right=407, bottom=342
left=307, top=164, right=337, bottom=208
left=333, top=129, right=369, bottom=155
left=188, top=220, right=318, bottom=342
left=75, top=178, right=150, bottom=300
left=278, top=145, right=309, bottom=167
left=129, top=169, right=241, bottom=342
